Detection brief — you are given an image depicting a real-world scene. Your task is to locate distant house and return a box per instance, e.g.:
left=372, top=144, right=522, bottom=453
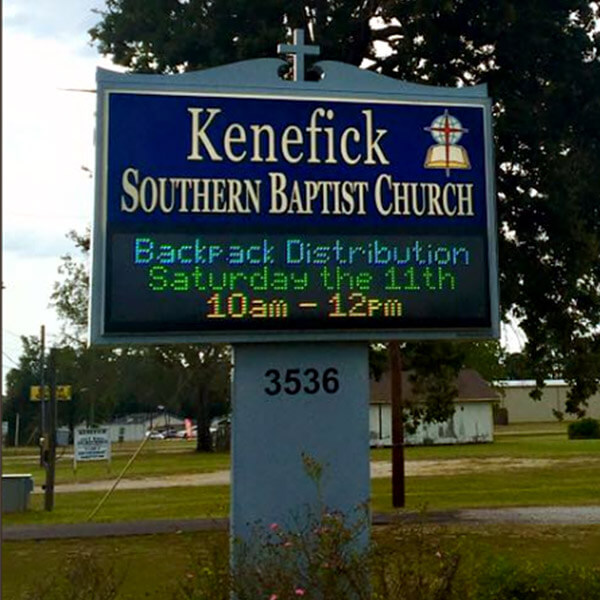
left=370, top=369, right=500, bottom=446
left=494, top=380, right=600, bottom=423
left=107, top=412, right=185, bottom=442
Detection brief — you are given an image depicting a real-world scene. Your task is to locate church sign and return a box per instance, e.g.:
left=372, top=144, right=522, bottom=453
left=90, top=45, right=498, bottom=344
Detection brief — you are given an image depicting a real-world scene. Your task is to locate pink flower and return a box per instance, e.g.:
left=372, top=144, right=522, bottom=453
left=269, top=522, right=279, bottom=531
left=269, top=595, right=278, bottom=600
left=295, top=588, right=306, bottom=596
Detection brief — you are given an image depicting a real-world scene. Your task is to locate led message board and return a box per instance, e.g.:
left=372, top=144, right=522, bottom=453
left=91, top=61, right=498, bottom=344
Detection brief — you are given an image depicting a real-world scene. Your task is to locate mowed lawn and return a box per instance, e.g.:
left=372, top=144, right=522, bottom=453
left=2, top=423, right=600, bottom=525
left=3, top=424, right=600, bottom=599
left=4, top=525, right=600, bottom=599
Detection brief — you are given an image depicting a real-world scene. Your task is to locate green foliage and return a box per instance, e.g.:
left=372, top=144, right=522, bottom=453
left=86, top=0, right=600, bottom=416
left=47, top=228, right=232, bottom=447
left=232, top=508, right=371, bottom=600
left=475, top=558, right=600, bottom=600
left=174, top=535, right=231, bottom=600
left=568, top=417, right=600, bottom=440
left=174, top=514, right=600, bottom=600
left=377, top=0, right=600, bottom=409
left=369, top=519, right=466, bottom=600
left=51, top=229, right=91, bottom=345
left=21, top=551, right=124, bottom=600
left=3, top=335, right=45, bottom=445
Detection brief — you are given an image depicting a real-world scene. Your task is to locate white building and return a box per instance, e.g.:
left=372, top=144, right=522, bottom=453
left=370, top=369, right=500, bottom=446
left=107, top=412, right=185, bottom=442
left=494, top=380, right=600, bottom=423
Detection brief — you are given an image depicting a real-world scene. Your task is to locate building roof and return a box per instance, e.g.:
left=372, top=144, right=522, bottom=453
left=110, top=412, right=183, bottom=425
left=370, top=368, right=500, bottom=404
left=494, top=379, right=568, bottom=388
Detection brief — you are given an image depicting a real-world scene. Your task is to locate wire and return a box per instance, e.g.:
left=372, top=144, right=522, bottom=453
left=2, top=351, right=19, bottom=367
left=2, top=329, right=23, bottom=339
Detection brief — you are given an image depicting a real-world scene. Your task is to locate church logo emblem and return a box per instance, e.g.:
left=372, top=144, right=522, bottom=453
left=424, top=110, right=470, bottom=176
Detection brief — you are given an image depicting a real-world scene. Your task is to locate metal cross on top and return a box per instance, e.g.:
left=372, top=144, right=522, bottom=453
left=277, top=29, right=320, bottom=82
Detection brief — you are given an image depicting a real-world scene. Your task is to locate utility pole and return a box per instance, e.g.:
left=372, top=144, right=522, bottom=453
left=44, top=348, right=57, bottom=511
left=390, top=340, right=405, bottom=508
left=39, top=325, right=46, bottom=467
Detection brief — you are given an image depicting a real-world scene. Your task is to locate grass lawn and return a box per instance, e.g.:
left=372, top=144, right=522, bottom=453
left=3, top=425, right=600, bottom=598
left=2, top=425, right=599, bottom=525
left=3, top=461, right=600, bottom=526
left=3, top=525, right=600, bottom=599
left=2, top=443, right=230, bottom=487
left=5, top=423, right=600, bottom=489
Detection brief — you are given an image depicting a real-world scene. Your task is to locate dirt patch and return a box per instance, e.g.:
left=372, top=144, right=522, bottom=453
left=40, top=457, right=600, bottom=494
left=371, top=457, right=600, bottom=478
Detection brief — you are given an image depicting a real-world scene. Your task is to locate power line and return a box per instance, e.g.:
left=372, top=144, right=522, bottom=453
left=2, top=351, right=19, bottom=367
left=2, top=329, right=23, bottom=339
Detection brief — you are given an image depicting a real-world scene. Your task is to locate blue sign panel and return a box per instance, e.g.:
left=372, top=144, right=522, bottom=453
left=91, top=62, right=498, bottom=343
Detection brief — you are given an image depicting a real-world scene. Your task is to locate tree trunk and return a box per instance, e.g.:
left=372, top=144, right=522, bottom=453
left=195, top=385, right=212, bottom=452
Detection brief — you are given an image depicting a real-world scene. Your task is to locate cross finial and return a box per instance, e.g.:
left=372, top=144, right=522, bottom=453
left=277, top=29, right=320, bottom=82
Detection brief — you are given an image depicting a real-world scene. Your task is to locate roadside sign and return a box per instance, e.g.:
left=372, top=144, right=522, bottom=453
left=74, top=427, right=111, bottom=470
left=30, top=385, right=72, bottom=401
left=91, top=59, right=498, bottom=345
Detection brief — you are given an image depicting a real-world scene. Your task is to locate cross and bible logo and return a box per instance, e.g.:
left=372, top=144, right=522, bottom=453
left=424, top=109, right=471, bottom=176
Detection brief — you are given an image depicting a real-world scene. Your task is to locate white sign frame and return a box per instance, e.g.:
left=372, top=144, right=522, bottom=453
left=74, top=427, right=112, bottom=471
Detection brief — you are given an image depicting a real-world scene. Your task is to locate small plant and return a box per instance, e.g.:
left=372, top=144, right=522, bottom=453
left=21, top=552, right=124, bottom=600
left=232, top=451, right=371, bottom=600
left=369, top=516, right=466, bottom=600
left=173, top=534, right=231, bottom=600
left=174, top=453, right=469, bottom=600
left=232, top=505, right=371, bottom=600
left=568, top=417, right=600, bottom=439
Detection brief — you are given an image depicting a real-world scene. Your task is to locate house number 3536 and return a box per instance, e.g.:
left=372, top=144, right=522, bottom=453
left=264, top=368, right=340, bottom=396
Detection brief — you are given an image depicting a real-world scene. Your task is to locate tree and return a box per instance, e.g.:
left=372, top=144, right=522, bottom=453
left=50, top=230, right=231, bottom=450
left=88, top=0, right=600, bottom=416
left=3, top=336, right=45, bottom=446
left=374, top=0, right=600, bottom=413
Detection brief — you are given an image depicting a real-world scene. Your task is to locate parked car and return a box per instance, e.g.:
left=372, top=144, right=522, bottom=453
left=146, top=430, right=165, bottom=440
left=175, top=425, right=197, bottom=439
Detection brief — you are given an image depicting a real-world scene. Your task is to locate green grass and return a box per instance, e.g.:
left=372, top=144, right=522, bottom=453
left=3, top=485, right=230, bottom=525
left=2, top=443, right=230, bottom=487
left=4, top=463, right=600, bottom=527
left=372, top=465, right=600, bottom=512
left=3, top=427, right=600, bottom=527
left=6, top=426, right=600, bottom=489
left=371, top=434, right=600, bottom=462
left=3, top=427, right=600, bottom=598
left=2, top=531, right=224, bottom=600
left=3, top=525, right=600, bottom=600
left=495, top=421, right=570, bottom=436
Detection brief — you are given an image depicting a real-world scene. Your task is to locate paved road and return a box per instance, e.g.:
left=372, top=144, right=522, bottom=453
left=5, top=506, right=600, bottom=541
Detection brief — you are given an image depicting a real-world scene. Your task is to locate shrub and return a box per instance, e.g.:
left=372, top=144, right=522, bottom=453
left=174, top=535, right=231, bottom=600
left=232, top=505, right=372, bottom=600
left=568, top=418, right=600, bottom=439
left=475, top=558, right=600, bottom=600
left=21, top=552, right=124, bottom=600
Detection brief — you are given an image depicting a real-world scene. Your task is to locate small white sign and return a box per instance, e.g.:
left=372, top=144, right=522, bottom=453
left=74, top=427, right=111, bottom=464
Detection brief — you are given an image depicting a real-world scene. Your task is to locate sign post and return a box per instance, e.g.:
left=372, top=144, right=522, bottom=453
left=90, top=30, right=498, bottom=548
left=232, top=343, right=369, bottom=541
left=74, top=427, right=112, bottom=473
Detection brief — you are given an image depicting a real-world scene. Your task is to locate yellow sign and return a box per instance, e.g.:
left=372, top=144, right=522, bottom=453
left=30, top=386, right=72, bottom=401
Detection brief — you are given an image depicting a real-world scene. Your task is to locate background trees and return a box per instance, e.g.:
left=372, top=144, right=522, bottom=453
left=88, top=1, right=600, bottom=415
left=3, top=228, right=231, bottom=450
left=89, top=1, right=600, bottom=415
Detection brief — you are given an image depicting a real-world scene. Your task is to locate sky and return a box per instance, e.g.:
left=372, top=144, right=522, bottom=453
left=2, top=0, right=117, bottom=391
left=1, top=3, right=527, bottom=393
